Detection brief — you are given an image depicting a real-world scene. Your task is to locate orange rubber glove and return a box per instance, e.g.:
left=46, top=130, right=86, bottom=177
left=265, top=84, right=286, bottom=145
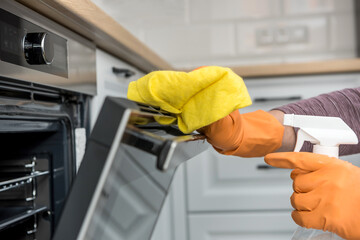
left=200, top=109, right=284, bottom=157
left=265, top=152, right=360, bottom=240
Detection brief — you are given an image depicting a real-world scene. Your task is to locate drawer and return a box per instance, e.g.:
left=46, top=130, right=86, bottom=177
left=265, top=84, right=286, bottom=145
left=339, top=154, right=360, bottom=167
left=186, top=148, right=293, bottom=211
left=243, top=74, right=360, bottom=112
left=91, top=49, right=145, bottom=126
left=186, top=150, right=360, bottom=212
left=188, top=211, right=297, bottom=240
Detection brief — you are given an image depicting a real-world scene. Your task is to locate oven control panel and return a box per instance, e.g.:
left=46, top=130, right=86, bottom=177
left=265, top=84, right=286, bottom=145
left=24, top=32, right=54, bottom=65
left=0, top=8, right=68, bottom=78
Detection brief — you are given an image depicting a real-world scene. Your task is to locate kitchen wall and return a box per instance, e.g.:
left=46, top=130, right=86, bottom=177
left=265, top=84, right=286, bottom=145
left=92, top=0, right=356, bottom=69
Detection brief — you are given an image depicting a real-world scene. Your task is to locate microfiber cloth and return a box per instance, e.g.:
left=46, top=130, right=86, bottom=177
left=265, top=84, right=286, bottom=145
left=127, top=66, right=252, bottom=133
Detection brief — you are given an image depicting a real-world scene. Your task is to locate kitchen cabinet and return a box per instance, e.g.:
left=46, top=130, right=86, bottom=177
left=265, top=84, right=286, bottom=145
left=151, top=165, right=188, bottom=240
left=188, top=212, right=296, bottom=240
left=186, top=149, right=294, bottom=212
left=185, top=74, right=360, bottom=239
left=91, top=49, right=145, bottom=126
left=151, top=73, right=360, bottom=240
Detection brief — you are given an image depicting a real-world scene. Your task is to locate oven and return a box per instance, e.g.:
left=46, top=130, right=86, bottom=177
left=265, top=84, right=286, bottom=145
left=0, top=0, right=95, bottom=239
left=0, top=1, right=208, bottom=240
left=52, top=97, right=208, bottom=240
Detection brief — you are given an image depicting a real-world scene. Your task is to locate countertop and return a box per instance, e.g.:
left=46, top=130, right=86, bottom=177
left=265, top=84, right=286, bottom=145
left=15, top=0, right=360, bottom=77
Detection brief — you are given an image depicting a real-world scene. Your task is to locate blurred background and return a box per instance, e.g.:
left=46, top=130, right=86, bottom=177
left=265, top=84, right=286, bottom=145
left=92, top=0, right=356, bottom=69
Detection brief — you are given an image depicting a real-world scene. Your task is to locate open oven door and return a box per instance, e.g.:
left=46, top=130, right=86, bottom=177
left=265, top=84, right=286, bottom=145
left=52, top=97, right=208, bottom=240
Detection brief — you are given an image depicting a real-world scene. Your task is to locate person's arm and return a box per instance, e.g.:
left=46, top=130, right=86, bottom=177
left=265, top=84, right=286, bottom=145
left=273, top=87, right=360, bottom=156
left=268, top=110, right=296, bottom=152
left=202, top=87, right=360, bottom=157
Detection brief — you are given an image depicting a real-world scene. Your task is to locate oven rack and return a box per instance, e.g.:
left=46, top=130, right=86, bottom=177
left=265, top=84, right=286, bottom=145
left=0, top=171, right=49, bottom=193
left=0, top=205, right=47, bottom=231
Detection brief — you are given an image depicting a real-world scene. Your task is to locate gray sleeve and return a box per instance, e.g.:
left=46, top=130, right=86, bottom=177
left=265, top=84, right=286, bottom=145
left=273, top=87, right=360, bottom=156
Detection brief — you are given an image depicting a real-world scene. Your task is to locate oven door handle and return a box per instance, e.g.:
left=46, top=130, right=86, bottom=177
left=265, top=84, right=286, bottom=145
left=157, top=134, right=205, bottom=171
left=123, top=125, right=206, bottom=171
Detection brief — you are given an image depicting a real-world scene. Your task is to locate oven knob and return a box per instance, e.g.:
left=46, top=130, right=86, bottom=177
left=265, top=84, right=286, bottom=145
left=23, top=32, right=54, bottom=65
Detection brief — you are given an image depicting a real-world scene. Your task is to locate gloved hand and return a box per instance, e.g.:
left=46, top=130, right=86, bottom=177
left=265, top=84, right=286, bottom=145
left=199, top=109, right=284, bottom=157
left=127, top=66, right=252, bottom=133
left=264, top=152, right=360, bottom=240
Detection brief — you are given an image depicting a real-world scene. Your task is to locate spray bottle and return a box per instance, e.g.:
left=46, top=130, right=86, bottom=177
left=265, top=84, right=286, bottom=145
left=283, top=114, right=358, bottom=240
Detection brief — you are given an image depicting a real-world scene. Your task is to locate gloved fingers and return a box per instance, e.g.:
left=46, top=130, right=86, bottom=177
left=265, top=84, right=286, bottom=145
left=292, top=170, right=325, bottom=193
left=265, top=152, right=338, bottom=171
left=291, top=210, right=324, bottom=230
left=192, top=66, right=208, bottom=71
left=199, top=115, right=228, bottom=141
left=202, top=110, right=242, bottom=151
left=196, top=127, right=206, bottom=134
left=290, top=168, right=309, bottom=180
left=290, top=192, right=320, bottom=211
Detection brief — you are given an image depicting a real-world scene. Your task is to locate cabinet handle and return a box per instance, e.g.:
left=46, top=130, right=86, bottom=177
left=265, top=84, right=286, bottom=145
left=257, top=164, right=278, bottom=170
left=254, top=96, right=302, bottom=102
left=112, top=67, right=136, bottom=78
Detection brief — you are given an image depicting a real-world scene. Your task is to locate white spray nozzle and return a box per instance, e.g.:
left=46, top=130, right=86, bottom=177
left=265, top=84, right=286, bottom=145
left=283, top=114, right=358, bottom=158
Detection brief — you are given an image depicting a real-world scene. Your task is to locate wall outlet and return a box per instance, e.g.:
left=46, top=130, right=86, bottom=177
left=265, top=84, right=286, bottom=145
left=275, top=27, right=290, bottom=44
left=256, top=26, right=308, bottom=46
left=289, top=26, right=308, bottom=43
left=256, top=28, right=274, bottom=46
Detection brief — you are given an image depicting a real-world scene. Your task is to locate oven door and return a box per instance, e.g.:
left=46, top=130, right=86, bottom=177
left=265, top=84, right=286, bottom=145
left=53, top=97, right=208, bottom=240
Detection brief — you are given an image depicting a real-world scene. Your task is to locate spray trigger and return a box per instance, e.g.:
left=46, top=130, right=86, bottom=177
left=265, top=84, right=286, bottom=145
left=294, top=129, right=319, bottom=152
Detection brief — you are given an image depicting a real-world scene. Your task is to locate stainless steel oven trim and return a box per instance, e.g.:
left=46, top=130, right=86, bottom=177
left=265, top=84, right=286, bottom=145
left=0, top=0, right=96, bottom=96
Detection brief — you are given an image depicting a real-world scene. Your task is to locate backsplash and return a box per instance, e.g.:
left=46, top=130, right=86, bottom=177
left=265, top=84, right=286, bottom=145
left=92, top=0, right=356, bottom=69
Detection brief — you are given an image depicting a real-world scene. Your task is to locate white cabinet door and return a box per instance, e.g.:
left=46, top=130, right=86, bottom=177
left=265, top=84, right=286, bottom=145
left=91, top=49, right=145, bottom=127
left=186, top=74, right=360, bottom=212
left=244, top=74, right=360, bottom=111
left=186, top=148, right=294, bottom=211
left=151, top=165, right=188, bottom=240
left=188, top=211, right=298, bottom=240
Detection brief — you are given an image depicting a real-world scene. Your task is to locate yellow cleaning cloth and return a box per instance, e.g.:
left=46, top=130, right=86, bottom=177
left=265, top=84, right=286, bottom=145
left=127, top=66, right=252, bottom=133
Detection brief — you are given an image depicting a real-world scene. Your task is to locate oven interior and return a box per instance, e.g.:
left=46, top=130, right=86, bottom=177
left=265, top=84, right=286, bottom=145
left=0, top=77, right=89, bottom=240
